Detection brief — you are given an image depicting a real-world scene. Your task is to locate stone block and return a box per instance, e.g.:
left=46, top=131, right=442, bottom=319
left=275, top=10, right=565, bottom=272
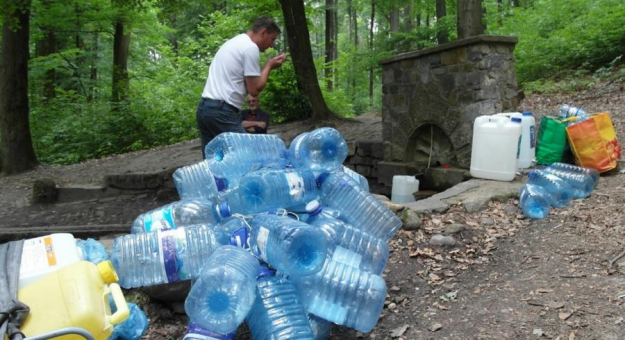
left=370, top=166, right=378, bottom=178
left=32, top=178, right=58, bottom=204
left=377, top=161, right=419, bottom=187
left=371, top=142, right=385, bottom=159
left=347, top=141, right=357, bottom=156
left=401, top=60, right=414, bottom=69
left=382, top=68, right=394, bottom=84
left=474, top=86, right=499, bottom=101
left=350, top=155, right=375, bottom=166
left=394, top=70, right=404, bottom=83
left=356, top=165, right=372, bottom=177
left=356, top=141, right=374, bottom=156
left=393, top=94, right=406, bottom=107
left=421, top=167, right=468, bottom=191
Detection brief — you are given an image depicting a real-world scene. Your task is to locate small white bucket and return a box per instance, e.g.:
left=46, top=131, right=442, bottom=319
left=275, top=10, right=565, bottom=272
left=391, top=175, right=420, bottom=203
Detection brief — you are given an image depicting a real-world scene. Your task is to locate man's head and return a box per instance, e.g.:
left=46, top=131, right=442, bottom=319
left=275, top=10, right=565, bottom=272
left=249, top=16, right=281, bottom=52
left=247, top=95, right=259, bottom=110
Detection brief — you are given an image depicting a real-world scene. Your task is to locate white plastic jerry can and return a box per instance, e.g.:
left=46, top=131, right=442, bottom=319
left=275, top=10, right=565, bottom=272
left=496, top=111, right=536, bottom=169
left=470, top=115, right=522, bottom=181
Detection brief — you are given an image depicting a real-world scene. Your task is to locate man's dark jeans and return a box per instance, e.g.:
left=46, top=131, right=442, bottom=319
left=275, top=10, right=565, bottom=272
left=196, top=98, right=245, bottom=158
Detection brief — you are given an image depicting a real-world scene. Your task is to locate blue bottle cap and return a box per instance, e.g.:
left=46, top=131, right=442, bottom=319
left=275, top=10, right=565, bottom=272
left=257, top=265, right=276, bottom=279
left=185, top=322, right=235, bottom=340
left=214, top=176, right=228, bottom=192
left=511, top=117, right=522, bottom=123
left=213, top=202, right=232, bottom=220
left=522, top=111, right=533, bottom=116
left=305, top=200, right=322, bottom=215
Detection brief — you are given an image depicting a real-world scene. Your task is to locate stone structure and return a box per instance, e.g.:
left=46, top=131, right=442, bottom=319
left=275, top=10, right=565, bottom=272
left=378, top=35, right=521, bottom=170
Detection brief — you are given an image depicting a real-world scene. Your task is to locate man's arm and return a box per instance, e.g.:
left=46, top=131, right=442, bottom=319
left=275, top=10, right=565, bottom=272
left=241, top=120, right=267, bottom=129
left=245, top=53, right=286, bottom=97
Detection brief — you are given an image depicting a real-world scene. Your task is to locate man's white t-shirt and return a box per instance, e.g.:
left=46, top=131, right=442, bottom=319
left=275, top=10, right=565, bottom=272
left=202, top=34, right=261, bottom=110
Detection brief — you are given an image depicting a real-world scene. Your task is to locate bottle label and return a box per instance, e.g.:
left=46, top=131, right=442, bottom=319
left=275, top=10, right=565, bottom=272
left=157, top=230, right=180, bottom=283
left=230, top=227, right=250, bottom=249
left=20, top=236, right=58, bottom=273
left=255, top=226, right=270, bottom=260
left=285, top=172, right=305, bottom=201
left=517, top=136, right=522, bottom=158
left=529, top=125, right=535, bottom=148
left=144, top=206, right=176, bottom=232
left=184, top=322, right=235, bottom=340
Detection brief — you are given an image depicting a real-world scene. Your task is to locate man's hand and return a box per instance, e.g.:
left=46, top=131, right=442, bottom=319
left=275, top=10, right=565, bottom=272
left=265, top=52, right=287, bottom=70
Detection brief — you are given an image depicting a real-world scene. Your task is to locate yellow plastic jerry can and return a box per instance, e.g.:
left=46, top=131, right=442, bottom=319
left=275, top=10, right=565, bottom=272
left=18, top=260, right=130, bottom=340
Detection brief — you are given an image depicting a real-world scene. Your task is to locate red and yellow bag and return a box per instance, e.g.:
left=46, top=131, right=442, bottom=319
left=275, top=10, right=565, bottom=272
left=565, top=112, right=621, bottom=172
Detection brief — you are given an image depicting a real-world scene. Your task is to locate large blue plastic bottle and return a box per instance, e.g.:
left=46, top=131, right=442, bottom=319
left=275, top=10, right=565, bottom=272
left=249, top=214, right=327, bottom=277
left=108, top=302, right=148, bottom=340
left=185, top=245, right=260, bottom=334
left=212, top=217, right=251, bottom=248
left=341, top=166, right=370, bottom=192
left=173, top=159, right=225, bottom=201
left=527, top=170, right=574, bottom=208
left=111, top=224, right=224, bottom=288
left=307, top=314, right=332, bottom=340
left=548, top=162, right=599, bottom=188
left=289, top=128, right=348, bottom=171
left=317, top=172, right=402, bottom=242
left=246, top=266, right=316, bottom=340
left=183, top=322, right=235, bottom=340
left=307, top=200, right=388, bottom=275
left=130, top=199, right=232, bottom=234
left=226, top=169, right=320, bottom=214
left=204, top=133, right=288, bottom=179
left=519, top=183, right=552, bottom=219
left=291, top=257, right=387, bottom=333
left=543, top=167, right=594, bottom=199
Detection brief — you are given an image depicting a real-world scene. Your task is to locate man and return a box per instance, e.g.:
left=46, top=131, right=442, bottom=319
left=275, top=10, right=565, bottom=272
left=240, top=95, right=270, bottom=134
left=196, top=15, right=287, bottom=158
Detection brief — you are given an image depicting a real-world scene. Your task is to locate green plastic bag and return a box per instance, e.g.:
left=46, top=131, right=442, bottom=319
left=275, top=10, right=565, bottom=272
left=536, top=117, right=573, bottom=165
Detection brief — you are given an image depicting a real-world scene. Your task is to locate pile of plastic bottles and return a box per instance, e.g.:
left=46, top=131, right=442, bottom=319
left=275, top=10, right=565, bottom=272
left=518, top=162, right=599, bottom=219
left=559, top=104, right=589, bottom=125
left=109, top=128, right=402, bottom=339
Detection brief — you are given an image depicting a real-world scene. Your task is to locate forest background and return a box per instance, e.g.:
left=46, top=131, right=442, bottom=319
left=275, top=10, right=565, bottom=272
left=0, top=0, right=624, bottom=168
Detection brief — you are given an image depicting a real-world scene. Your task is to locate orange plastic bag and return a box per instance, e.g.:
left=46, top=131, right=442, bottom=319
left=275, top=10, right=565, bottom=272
left=566, top=112, right=621, bottom=172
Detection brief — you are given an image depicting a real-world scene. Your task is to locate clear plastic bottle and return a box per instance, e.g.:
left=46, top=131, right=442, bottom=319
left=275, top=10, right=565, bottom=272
left=130, top=199, right=232, bottom=234
left=527, top=169, right=573, bottom=208
left=108, top=302, right=148, bottom=340
left=307, top=201, right=388, bottom=275
left=204, top=132, right=288, bottom=179
left=340, top=165, right=370, bottom=192
left=558, top=104, right=588, bottom=119
left=183, top=322, right=235, bottom=340
left=519, top=183, right=552, bottom=219
left=226, top=169, right=321, bottom=214
left=246, top=266, right=316, bottom=340
left=110, top=224, right=224, bottom=288
left=185, top=245, right=260, bottom=334
left=543, top=167, right=594, bottom=199
left=250, top=214, right=327, bottom=277
left=548, top=162, right=600, bottom=188
left=212, top=217, right=251, bottom=248
left=317, top=171, right=402, bottom=242
left=290, top=257, right=387, bottom=333
left=307, top=314, right=332, bottom=340
left=173, top=160, right=225, bottom=201
left=289, top=128, right=348, bottom=171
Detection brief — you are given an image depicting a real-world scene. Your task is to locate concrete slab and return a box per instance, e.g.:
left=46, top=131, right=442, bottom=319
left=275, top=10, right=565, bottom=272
left=400, top=177, right=526, bottom=214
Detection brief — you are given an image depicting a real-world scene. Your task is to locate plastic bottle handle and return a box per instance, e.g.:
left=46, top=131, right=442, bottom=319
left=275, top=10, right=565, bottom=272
left=106, top=283, right=130, bottom=325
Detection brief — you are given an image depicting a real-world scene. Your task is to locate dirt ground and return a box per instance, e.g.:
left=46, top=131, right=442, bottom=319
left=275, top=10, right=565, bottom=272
left=0, top=80, right=623, bottom=340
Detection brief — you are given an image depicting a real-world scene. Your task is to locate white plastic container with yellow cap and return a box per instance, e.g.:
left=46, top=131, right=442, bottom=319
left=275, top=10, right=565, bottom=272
left=18, top=260, right=130, bottom=340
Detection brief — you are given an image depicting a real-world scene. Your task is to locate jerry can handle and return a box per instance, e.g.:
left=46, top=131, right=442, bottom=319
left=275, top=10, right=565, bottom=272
left=107, top=283, right=130, bottom=325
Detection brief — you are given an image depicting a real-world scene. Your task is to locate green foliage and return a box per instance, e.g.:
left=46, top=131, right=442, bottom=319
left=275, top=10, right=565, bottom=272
left=261, top=60, right=312, bottom=123
left=490, top=0, right=625, bottom=83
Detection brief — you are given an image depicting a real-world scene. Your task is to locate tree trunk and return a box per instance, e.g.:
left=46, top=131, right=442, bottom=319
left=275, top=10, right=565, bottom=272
left=88, top=33, right=99, bottom=101
left=352, top=4, right=358, bottom=47
left=436, top=0, right=448, bottom=44
left=389, top=9, right=400, bottom=32
left=279, top=0, right=337, bottom=122
left=457, top=0, right=485, bottom=39
left=369, top=0, right=375, bottom=105
left=325, top=0, right=337, bottom=90
left=112, top=20, right=131, bottom=105
left=0, top=2, right=39, bottom=174
left=417, top=14, right=421, bottom=27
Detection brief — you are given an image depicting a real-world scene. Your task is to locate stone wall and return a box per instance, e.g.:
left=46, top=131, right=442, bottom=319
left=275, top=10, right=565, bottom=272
left=378, top=35, right=521, bottom=169
left=344, top=140, right=390, bottom=196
